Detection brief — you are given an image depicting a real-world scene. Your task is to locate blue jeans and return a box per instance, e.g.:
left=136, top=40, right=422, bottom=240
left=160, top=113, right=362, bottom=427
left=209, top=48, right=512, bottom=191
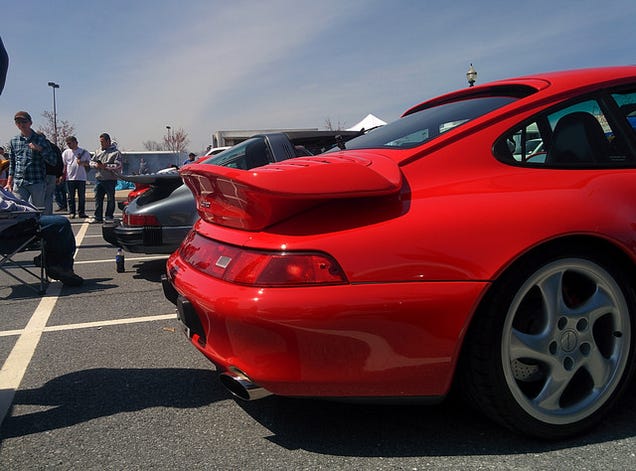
left=13, top=182, right=46, bottom=210
left=55, top=180, right=68, bottom=210
left=40, top=215, right=76, bottom=271
left=43, top=174, right=57, bottom=214
left=94, top=179, right=116, bottom=221
left=66, top=180, right=86, bottom=215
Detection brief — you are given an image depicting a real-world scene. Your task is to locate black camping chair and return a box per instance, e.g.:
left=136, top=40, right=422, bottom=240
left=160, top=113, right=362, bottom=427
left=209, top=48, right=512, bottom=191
left=0, top=211, right=48, bottom=295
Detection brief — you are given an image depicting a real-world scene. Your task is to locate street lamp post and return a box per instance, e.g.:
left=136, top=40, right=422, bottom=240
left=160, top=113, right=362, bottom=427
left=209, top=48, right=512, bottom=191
left=166, top=125, right=172, bottom=152
left=466, top=64, right=477, bottom=87
left=47, top=81, right=60, bottom=143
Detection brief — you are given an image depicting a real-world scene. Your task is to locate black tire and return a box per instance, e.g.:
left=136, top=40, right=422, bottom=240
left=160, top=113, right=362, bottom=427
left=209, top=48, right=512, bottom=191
left=460, top=250, right=636, bottom=439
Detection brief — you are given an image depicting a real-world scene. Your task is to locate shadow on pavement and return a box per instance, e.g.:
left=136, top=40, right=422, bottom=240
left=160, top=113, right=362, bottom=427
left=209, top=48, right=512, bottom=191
left=3, top=366, right=636, bottom=453
left=234, top=384, right=636, bottom=456
left=0, top=283, right=45, bottom=300
left=132, top=258, right=168, bottom=283
left=1, top=367, right=227, bottom=439
left=0, top=278, right=119, bottom=300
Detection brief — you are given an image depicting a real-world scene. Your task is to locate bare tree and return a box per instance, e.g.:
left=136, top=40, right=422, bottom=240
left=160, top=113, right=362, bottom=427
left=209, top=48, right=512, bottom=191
left=324, top=117, right=346, bottom=131
left=163, top=127, right=190, bottom=153
left=37, top=110, right=75, bottom=148
left=143, top=140, right=165, bottom=151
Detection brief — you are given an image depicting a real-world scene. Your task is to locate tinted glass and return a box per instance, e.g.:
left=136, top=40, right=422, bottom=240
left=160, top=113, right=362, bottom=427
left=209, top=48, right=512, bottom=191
left=495, top=96, right=634, bottom=167
left=612, top=90, right=636, bottom=134
left=201, top=137, right=271, bottom=170
left=336, top=96, right=518, bottom=150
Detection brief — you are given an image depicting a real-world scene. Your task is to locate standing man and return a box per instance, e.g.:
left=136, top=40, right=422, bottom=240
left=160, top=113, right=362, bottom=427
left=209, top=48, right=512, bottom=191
left=62, top=136, right=90, bottom=219
left=183, top=152, right=196, bottom=165
left=4, top=111, right=56, bottom=209
left=53, top=139, right=68, bottom=213
left=89, top=133, right=121, bottom=223
left=43, top=136, right=64, bottom=214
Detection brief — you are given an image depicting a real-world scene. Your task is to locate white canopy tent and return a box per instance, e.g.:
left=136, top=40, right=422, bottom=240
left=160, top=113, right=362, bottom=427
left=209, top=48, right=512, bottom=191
left=346, top=113, right=387, bottom=131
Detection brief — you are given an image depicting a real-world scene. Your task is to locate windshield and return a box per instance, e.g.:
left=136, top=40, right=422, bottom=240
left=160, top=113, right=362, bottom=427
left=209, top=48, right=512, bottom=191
left=336, top=96, right=519, bottom=151
left=201, top=137, right=270, bottom=169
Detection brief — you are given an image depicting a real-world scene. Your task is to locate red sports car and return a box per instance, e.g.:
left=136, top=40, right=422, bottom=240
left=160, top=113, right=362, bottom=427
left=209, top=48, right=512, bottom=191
left=163, top=66, right=636, bottom=439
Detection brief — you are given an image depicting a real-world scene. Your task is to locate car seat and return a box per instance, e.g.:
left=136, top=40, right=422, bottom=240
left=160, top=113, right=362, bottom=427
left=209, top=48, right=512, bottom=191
left=545, top=111, right=609, bottom=165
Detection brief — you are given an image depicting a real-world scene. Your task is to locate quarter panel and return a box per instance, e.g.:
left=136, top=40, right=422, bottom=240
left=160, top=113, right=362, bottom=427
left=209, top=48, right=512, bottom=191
left=167, top=251, right=487, bottom=397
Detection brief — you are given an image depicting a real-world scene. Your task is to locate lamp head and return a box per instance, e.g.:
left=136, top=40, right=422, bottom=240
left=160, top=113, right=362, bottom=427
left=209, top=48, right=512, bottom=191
left=466, top=64, right=477, bottom=87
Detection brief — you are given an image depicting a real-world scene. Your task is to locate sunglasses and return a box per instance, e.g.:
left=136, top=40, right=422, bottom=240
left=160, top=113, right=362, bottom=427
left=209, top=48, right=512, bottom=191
left=14, top=118, right=29, bottom=124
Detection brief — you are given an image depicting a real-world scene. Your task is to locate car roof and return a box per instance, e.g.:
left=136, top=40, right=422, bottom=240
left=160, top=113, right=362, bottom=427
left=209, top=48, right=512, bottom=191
left=403, top=66, right=636, bottom=117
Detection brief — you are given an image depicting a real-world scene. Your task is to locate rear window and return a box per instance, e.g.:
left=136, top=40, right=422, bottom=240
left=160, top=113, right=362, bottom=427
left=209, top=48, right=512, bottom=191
left=336, top=96, right=520, bottom=151
left=201, top=137, right=271, bottom=169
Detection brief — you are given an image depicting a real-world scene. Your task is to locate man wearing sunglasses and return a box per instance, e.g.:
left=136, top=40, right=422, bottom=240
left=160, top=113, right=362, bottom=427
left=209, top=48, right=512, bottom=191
left=4, top=111, right=57, bottom=209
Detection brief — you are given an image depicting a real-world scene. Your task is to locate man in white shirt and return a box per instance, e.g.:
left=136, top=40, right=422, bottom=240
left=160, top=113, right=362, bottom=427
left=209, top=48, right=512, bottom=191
left=62, top=136, right=91, bottom=218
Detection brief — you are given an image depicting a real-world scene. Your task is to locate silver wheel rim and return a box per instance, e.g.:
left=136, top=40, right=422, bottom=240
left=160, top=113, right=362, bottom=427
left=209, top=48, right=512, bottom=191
left=501, top=258, right=631, bottom=425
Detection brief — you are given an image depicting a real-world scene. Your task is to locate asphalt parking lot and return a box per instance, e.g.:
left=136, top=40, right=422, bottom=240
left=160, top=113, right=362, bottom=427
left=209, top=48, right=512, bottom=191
left=2, top=197, right=636, bottom=470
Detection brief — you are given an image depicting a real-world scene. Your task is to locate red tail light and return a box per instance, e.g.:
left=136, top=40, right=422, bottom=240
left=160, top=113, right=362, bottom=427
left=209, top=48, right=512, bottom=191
left=179, top=232, right=347, bottom=286
left=123, top=212, right=160, bottom=226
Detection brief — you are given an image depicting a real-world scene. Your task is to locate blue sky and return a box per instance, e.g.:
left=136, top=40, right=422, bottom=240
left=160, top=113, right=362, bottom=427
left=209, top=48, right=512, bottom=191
left=1, top=0, right=635, bottom=154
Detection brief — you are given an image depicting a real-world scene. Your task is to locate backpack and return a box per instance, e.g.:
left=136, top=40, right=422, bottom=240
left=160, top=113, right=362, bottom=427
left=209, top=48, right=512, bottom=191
left=44, top=138, right=64, bottom=177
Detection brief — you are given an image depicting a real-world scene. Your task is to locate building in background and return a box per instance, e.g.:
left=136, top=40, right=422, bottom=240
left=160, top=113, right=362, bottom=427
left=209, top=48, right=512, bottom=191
left=211, top=128, right=318, bottom=148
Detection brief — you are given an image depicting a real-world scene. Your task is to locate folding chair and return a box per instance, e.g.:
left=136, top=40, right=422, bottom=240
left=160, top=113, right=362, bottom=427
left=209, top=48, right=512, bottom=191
left=0, top=211, right=48, bottom=295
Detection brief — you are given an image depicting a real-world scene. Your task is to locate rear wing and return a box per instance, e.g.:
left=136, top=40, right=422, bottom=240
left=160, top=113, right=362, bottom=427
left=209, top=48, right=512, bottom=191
left=180, top=152, right=403, bottom=231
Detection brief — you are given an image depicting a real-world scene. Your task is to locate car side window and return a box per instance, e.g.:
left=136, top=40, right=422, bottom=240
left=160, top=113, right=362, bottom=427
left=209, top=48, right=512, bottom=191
left=506, top=121, right=545, bottom=163
left=495, top=97, right=633, bottom=167
left=612, top=90, right=636, bottom=142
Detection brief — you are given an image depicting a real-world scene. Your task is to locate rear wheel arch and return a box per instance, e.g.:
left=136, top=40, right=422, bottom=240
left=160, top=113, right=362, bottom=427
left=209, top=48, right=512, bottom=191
left=482, top=236, right=636, bottom=315
left=456, top=235, right=636, bottom=438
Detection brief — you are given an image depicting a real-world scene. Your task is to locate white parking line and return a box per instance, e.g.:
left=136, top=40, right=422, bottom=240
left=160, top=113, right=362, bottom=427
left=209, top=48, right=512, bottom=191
left=0, top=284, right=62, bottom=390
left=0, top=313, right=178, bottom=337
left=0, top=278, right=63, bottom=424
left=74, top=222, right=89, bottom=258
left=74, top=255, right=167, bottom=265
left=0, top=223, right=171, bottom=424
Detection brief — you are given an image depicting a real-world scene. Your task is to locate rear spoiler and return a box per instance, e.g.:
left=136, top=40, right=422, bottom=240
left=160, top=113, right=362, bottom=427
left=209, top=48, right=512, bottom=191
left=117, top=171, right=181, bottom=186
left=180, top=153, right=403, bottom=230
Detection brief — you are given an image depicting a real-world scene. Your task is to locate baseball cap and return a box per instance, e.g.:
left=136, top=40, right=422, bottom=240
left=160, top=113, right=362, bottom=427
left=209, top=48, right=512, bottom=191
left=14, top=111, right=32, bottom=122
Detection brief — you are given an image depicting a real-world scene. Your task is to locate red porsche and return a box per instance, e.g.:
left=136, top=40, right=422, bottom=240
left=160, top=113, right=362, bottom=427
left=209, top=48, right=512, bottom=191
left=163, top=66, right=636, bottom=439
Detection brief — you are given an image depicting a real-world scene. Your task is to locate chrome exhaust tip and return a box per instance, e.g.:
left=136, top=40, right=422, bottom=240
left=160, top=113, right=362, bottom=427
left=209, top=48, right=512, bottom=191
left=219, top=368, right=272, bottom=401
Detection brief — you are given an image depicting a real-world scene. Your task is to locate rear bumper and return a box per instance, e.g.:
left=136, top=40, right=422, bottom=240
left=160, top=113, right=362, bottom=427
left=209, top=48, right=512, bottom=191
left=164, top=250, right=488, bottom=399
left=103, top=223, right=190, bottom=254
